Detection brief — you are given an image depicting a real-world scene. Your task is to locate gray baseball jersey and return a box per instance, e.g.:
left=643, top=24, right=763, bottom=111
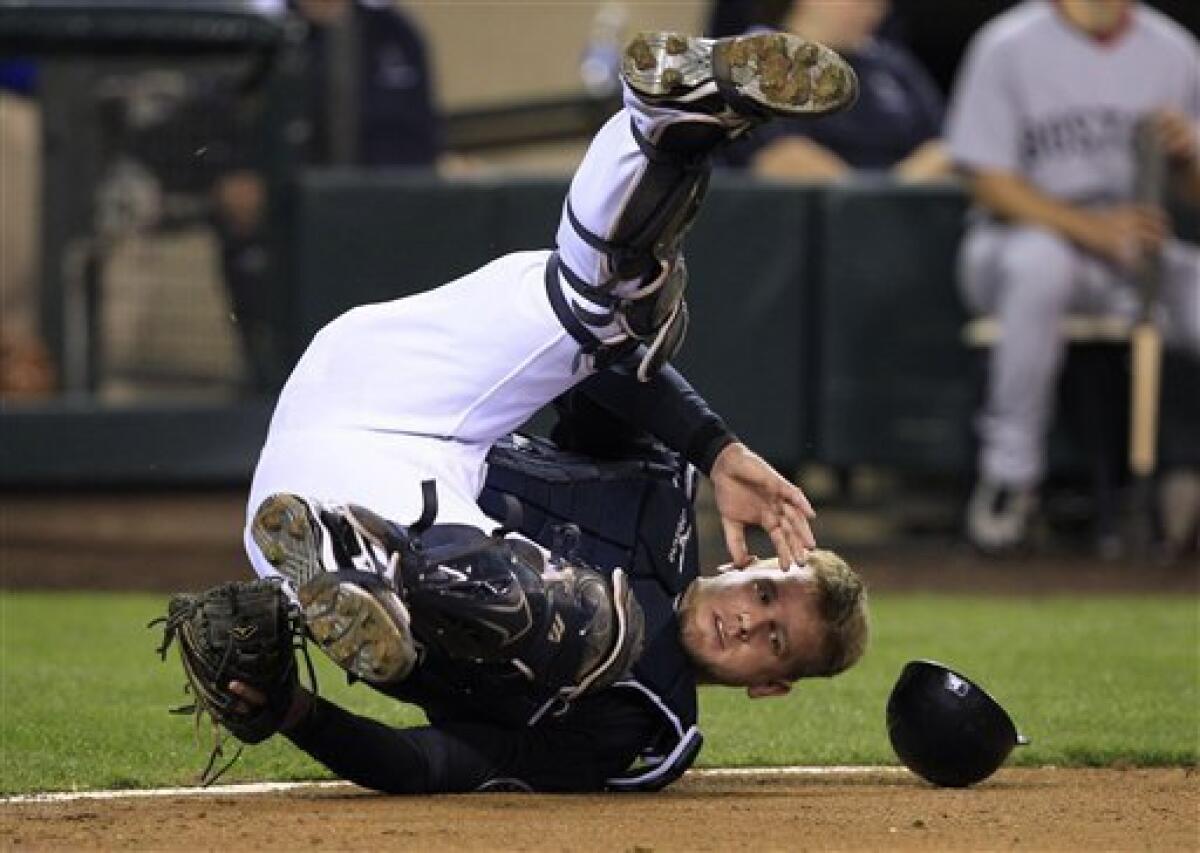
left=946, top=0, right=1200, bottom=204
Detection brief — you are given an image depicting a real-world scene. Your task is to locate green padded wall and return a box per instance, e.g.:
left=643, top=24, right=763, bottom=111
left=672, top=177, right=814, bottom=465
left=813, top=183, right=974, bottom=471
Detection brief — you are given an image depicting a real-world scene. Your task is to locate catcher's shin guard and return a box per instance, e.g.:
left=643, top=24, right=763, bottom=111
left=552, top=137, right=707, bottom=380
left=347, top=490, right=645, bottom=702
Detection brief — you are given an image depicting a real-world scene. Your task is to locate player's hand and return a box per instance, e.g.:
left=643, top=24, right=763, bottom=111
left=228, top=679, right=267, bottom=714
left=709, top=442, right=816, bottom=570
left=229, top=680, right=312, bottom=731
left=1074, top=204, right=1169, bottom=268
left=1150, top=109, right=1199, bottom=167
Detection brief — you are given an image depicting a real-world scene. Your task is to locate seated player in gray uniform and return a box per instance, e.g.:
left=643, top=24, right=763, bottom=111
left=166, top=30, right=869, bottom=794
left=947, top=0, right=1200, bottom=553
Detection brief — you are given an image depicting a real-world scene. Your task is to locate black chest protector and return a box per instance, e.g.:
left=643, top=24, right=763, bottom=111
left=477, top=433, right=704, bottom=792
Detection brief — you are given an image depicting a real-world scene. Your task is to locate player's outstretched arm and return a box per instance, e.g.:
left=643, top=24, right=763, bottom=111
left=232, top=680, right=496, bottom=793
left=230, top=681, right=652, bottom=794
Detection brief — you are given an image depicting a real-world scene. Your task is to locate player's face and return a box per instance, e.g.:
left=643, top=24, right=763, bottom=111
left=677, top=562, right=824, bottom=697
left=1062, top=0, right=1133, bottom=34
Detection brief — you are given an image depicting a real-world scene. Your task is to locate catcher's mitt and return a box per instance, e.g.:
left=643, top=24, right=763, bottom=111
left=152, top=578, right=315, bottom=785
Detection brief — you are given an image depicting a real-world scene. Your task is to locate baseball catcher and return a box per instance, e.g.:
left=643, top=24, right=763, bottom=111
left=159, top=29, right=870, bottom=793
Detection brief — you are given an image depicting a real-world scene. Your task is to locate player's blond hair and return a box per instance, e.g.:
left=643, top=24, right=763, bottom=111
left=767, top=549, right=869, bottom=680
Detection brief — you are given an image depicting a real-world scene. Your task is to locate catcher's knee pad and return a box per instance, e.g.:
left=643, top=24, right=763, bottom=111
left=395, top=523, right=645, bottom=701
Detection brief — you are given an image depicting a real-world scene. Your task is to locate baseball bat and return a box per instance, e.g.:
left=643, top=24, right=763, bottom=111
left=1129, top=322, right=1162, bottom=478
left=1128, top=119, right=1167, bottom=549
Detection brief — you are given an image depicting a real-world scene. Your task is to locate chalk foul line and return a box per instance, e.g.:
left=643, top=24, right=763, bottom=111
left=1, top=766, right=907, bottom=805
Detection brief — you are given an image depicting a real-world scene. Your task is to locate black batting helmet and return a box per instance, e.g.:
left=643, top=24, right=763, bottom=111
left=886, top=659, right=1028, bottom=787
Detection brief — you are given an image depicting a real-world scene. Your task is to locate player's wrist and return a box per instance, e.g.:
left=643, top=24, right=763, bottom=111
left=694, top=428, right=739, bottom=477
left=1055, top=206, right=1108, bottom=254
left=708, top=440, right=745, bottom=482
left=279, top=686, right=316, bottom=734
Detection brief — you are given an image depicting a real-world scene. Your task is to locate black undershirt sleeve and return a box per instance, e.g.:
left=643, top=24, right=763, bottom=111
left=565, top=355, right=736, bottom=475
left=284, top=689, right=660, bottom=794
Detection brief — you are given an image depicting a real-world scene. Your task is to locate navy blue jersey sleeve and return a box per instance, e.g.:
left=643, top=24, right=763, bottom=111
left=285, top=688, right=661, bottom=793
left=563, top=356, right=736, bottom=475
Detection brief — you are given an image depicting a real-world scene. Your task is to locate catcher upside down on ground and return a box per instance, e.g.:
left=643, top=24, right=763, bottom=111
left=154, top=458, right=869, bottom=793
left=153, top=29, right=872, bottom=793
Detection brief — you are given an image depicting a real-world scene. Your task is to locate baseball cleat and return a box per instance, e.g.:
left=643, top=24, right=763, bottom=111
left=622, top=30, right=858, bottom=120
left=252, top=493, right=417, bottom=683
left=965, top=480, right=1037, bottom=556
left=251, top=493, right=389, bottom=588
left=297, top=573, right=417, bottom=683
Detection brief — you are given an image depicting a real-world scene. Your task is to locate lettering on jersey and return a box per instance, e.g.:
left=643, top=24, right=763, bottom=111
left=1021, top=108, right=1137, bottom=167
left=548, top=613, right=565, bottom=644
left=667, top=508, right=691, bottom=575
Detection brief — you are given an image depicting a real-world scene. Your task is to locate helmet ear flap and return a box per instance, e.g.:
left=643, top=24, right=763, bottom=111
left=886, top=660, right=1028, bottom=787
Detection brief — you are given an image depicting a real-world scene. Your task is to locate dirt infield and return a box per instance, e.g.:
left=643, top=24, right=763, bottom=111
left=3, top=768, right=1197, bottom=851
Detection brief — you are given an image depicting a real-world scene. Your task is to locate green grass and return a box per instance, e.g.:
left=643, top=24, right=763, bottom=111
left=699, top=594, right=1199, bottom=769
left=1, top=591, right=1196, bottom=794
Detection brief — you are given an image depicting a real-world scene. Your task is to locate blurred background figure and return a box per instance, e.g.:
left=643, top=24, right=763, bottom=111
left=290, top=0, right=439, bottom=167
left=719, top=0, right=950, bottom=181
left=0, top=59, right=55, bottom=399
left=214, top=0, right=441, bottom=391
left=947, top=0, right=1200, bottom=556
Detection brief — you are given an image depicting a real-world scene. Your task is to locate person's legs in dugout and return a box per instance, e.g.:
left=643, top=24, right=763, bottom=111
left=963, top=226, right=1079, bottom=553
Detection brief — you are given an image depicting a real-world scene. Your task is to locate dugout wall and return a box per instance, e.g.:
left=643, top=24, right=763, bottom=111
left=4, top=179, right=1198, bottom=486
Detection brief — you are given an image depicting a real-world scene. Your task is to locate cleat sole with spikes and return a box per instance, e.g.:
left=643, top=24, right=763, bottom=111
left=622, top=30, right=858, bottom=119
left=251, top=493, right=326, bottom=589
left=298, top=574, right=416, bottom=683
